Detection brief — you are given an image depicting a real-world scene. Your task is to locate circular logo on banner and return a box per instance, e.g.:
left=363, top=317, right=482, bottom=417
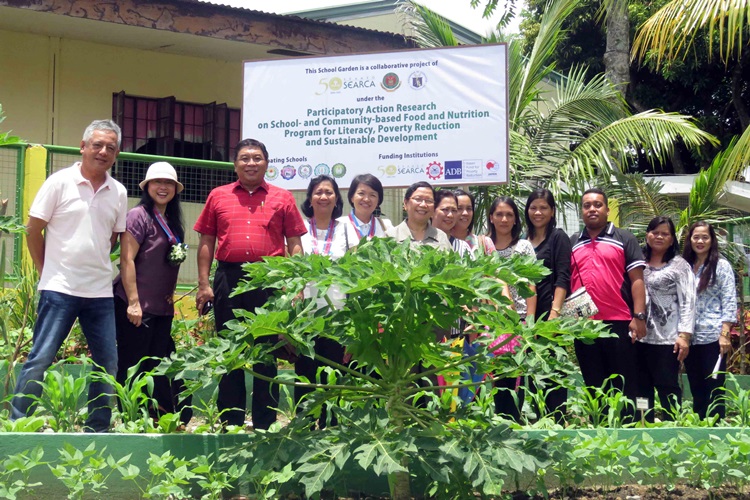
left=385, top=164, right=397, bottom=176
left=408, top=71, right=427, bottom=90
left=314, top=163, right=330, bottom=176
left=426, top=161, right=443, bottom=180
left=298, top=164, right=313, bottom=179
left=265, top=166, right=279, bottom=181
left=486, top=160, right=499, bottom=173
left=280, top=165, right=296, bottom=180
left=329, top=77, right=343, bottom=92
left=381, top=72, right=401, bottom=92
left=331, top=163, right=347, bottom=178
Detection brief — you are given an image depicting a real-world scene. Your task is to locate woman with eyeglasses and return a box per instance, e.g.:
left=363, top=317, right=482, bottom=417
left=432, top=190, right=472, bottom=257
left=452, top=189, right=496, bottom=256
left=638, top=216, right=695, bottom=422
left=683, top=221, right=737, bottom=420
left=340, top=174, right=393, bottom=241
left=386, top=181, right=451, bottom=251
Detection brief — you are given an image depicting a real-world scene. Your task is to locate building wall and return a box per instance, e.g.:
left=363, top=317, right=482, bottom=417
left=0, top=28, right=243, bottom=147
left=0, top=30, right=52, bottom=144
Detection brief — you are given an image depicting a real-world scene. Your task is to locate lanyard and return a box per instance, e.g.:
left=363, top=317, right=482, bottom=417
left=153, top=209, right=180, bottom=245
left=309, top=218, right=336, bottom=255
left=349, top=213, right=376, bottom=239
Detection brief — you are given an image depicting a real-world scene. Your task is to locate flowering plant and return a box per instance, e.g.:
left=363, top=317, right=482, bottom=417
left=168, top=243, right=188, bottom=266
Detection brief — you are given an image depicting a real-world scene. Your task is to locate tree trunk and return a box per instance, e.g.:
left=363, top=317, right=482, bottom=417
left=604, top=0, right=631, bottom=98
left=389, top=469, right=411, bottom=500
left=670, top=145, right=687, bottom=174
left=732, top=57, right=750, bottom=129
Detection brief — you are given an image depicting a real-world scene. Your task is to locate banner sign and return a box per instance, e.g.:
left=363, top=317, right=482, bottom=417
left=242, top=44, right=508, bottom=190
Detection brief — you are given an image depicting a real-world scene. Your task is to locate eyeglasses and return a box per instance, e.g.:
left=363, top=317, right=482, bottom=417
left=410, top=197, right=434, bottom=206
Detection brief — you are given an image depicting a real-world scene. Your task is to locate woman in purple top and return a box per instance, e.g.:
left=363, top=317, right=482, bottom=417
left=113, top=162, right=191, bottom=425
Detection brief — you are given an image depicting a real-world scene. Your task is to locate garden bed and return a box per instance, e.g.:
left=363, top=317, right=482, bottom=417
left=2, top=426, right=750, bottom=498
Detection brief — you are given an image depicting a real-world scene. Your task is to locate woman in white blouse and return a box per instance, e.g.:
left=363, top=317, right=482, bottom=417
left=340, top=174, right=393, bottom=242
left=297, top=175, right=357, bottom=427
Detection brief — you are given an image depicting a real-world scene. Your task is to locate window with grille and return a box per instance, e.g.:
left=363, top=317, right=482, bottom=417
left=112, top=92, right=240, bottom=202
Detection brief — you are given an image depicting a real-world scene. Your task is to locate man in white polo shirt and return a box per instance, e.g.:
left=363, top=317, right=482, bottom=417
left=11, top=119, right=128, bottom=432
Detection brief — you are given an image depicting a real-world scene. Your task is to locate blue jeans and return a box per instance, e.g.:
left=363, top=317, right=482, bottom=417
left=11, top=291, right=118, bottom=432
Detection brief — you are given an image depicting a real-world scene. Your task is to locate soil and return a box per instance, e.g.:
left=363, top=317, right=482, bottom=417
left=225, top=485, right=750, bottom=499
left=510, top=484, right=748, bottom=499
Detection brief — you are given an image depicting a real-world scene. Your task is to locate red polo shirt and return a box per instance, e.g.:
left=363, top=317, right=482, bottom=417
left=570, top=222, right=645, bottom=321
left=194, top=180, right=306, bottom=263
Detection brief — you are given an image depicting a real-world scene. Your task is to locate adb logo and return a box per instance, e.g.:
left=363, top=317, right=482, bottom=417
left=445, top=161, right=463, bottom=180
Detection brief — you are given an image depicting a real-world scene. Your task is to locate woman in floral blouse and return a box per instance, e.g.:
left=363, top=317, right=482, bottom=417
left=638, top=216, right=695, bottom=422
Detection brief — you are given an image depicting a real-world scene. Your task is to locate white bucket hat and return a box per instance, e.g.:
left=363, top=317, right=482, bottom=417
left=139, top=162, right=184, bottom=193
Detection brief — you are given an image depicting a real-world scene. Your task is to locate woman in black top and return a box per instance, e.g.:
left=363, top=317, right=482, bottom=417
left=524, top=188, right=571, bottom=423
left=525, top=189, right=571, bottom=320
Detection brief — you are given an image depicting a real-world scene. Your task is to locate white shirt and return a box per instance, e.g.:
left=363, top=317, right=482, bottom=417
left=338, top=213, right=394, bottom=242
left=30, top=162, right=127, bottom=297
left=301, top=219, right=358, bottom=308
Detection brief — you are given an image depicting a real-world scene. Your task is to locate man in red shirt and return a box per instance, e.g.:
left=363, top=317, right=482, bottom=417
left=194, top=138, right=306, bottom=429
left=570, top=188, right=647, bottom=417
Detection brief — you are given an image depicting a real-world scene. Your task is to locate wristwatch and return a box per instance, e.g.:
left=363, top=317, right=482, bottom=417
left=633, top=312, right=646, bottom=321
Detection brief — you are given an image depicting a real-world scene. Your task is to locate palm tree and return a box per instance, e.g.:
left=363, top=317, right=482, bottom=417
left=603, top=140, right=748, bottom=247
left=631, top=0, right=750, bottom=200
left=399, top=0, right=716, bottom=230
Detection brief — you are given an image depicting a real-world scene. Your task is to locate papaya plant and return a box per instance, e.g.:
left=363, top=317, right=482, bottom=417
left=164, top=237, right=607, bottom=498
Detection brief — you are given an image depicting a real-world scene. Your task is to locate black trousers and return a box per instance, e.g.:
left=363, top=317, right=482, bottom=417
left=636, top=342, right=681, bottom=421
left=214, top=261, right=275, bottom=429
left=494, top=376, right=524, bottom=422
left=574, top=320, right=638, bottom=420
left=528, top=311, right=567, bottom=423
left=115, top=297, right=192, bottom=425
left=294, top=337, right=345, bottom=428
left=684, top=341, right=726, bottom=420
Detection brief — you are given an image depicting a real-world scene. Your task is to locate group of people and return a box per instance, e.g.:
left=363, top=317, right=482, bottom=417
left=9, top=121, right=738, bottom=431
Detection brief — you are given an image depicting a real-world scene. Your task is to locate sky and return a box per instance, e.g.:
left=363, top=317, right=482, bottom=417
left=205, top=0, right=521, bottom=35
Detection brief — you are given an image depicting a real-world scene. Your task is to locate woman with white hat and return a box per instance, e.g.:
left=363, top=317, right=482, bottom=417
left=113, top=161, right=191, bottom=426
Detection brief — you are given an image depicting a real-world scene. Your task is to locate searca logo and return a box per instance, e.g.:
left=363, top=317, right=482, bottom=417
left=316, top=76, right=377, bottom=94
left=343, top=77, right=376, bottom=89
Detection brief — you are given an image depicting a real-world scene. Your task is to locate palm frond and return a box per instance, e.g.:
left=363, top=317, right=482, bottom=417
left=631, top=0, right=750, bottom=67
left=679, top=138, right=744, bottom=232
left=721, top=124, right=750, bottom=182
left=602, top=172, right=681, bottom=239
left=530, top=67, right=629, bottom=151
left=397, top=1, right=459, bottom=48
left=510, top=0, right=581, bottom=124
left=563, top=111, right=718, bottom=184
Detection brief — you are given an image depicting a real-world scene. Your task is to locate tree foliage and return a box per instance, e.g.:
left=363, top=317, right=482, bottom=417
left=400, top=0, right=715, bottom=226
left=518, top=0, right=750, bottom=173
